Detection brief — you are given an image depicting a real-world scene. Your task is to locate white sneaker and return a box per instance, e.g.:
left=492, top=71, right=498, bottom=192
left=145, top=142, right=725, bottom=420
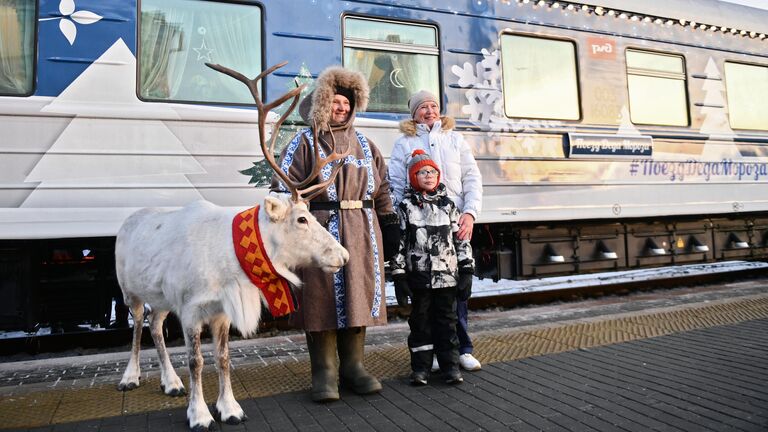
left=459, top=353, right=481, bottom=371
left=431, top=355, right=440, bottom=372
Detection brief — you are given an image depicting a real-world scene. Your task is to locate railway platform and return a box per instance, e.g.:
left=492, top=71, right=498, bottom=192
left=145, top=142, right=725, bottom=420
left=1, top=278, right=767, bottom=431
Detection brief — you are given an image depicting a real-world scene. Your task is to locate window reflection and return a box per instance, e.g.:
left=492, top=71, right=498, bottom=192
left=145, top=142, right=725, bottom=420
left=139, top=0, right=262, bottom=104
left=501, top=34, right=580, bottom=120
left=627, top=75, right=688, bottom=126
left=724, top=62, right=768, bottom=131
left=626, top=50, right=684, bottom=74
left=344, top=17, right=439, bottom=113
left=0, top=0, right=35, bottom=96
left=626, top=49, right=688, bottom=126
left=345, top=48, right=438, bottom=113
left=345, top=19, right=436, bottom=46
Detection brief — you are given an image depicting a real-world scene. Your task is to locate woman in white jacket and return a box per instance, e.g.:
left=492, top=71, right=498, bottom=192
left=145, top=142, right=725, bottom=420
left=389, top=90, right=483, bottom=371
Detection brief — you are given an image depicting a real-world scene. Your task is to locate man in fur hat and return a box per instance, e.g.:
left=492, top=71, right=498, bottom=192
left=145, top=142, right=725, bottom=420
left=389, top=90, right=484, bottom=372
left=271, top=66, right=399, bottom=402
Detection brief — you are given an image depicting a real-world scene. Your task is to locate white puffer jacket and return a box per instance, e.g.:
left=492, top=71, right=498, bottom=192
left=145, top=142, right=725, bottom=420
left=389, top=117, right=483, bottom=220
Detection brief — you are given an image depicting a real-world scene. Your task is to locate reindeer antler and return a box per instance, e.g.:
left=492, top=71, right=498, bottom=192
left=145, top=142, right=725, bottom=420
left=206, top=61, right=350, bottom=203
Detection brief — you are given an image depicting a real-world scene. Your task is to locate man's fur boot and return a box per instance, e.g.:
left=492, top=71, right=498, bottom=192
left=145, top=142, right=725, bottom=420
left=337, top=327, right=382, bottom=394
left=306, top=330, right=339, bottom=402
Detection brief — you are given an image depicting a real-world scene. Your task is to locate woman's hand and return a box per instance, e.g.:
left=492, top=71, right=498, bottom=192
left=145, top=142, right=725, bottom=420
left=457, top=213, right=474, bottom=241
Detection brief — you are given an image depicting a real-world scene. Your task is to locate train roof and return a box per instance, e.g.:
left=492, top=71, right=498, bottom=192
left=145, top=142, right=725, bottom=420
left=586, top=0, right=768, bottom=35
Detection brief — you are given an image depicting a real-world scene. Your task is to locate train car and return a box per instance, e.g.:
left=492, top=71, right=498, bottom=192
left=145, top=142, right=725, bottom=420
left=1, top=0, right=767, bottom=332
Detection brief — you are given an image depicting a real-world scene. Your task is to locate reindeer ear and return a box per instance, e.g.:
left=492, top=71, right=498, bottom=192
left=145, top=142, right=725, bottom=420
left=263, top=195, right=290, bottom=222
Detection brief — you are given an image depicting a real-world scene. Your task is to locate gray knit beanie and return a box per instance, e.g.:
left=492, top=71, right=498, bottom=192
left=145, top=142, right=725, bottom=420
left=408, top=90, right=439, bottom=118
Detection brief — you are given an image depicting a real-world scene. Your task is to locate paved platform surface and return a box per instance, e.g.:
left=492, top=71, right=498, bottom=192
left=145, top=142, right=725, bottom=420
left=1, top=279, right=767, bottom=431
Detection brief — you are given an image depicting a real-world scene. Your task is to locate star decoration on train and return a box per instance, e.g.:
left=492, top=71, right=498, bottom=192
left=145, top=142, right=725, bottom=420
left=193, top=40, right=214, bottom=62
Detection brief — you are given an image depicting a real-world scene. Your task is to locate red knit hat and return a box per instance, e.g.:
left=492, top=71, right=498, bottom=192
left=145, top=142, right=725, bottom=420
left=407, top=149, right=441, bottom=192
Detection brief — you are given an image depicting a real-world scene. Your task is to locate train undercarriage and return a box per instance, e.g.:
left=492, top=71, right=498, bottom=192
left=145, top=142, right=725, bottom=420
left=1, top=213, right=767, bottom=336
left=473, top=213, right=768, bottom=280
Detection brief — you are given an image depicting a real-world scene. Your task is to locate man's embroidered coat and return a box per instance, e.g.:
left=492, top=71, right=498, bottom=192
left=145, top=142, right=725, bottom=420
left=270, top=66, right=395, bottom=331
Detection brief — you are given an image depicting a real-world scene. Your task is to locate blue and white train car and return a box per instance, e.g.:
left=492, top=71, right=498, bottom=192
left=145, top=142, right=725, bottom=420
left=1, top=0, right=767, bottom=331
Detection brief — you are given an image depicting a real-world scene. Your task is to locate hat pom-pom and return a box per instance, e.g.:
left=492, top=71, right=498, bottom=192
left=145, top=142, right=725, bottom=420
left=411, top=149, right=427, bottom=158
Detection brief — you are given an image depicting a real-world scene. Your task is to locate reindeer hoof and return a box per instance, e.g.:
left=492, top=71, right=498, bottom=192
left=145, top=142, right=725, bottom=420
left=117, top=382, right=139, bottom=391
left=214, top=408, right=247, bottom=425
left=168, top=387, right=186, bottom=397
left=160, top=384, right=186, bottom=397
left=223, top=414, right=247, bottom=425
left=189, top=422, right=215, bottom=432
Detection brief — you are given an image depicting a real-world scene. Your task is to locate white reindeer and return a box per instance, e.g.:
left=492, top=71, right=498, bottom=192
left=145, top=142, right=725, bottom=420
left=115, top=62, right=349, bottom=431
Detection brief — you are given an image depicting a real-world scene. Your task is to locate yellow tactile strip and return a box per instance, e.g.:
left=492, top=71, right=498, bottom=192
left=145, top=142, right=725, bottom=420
left=1, top=296, right=767, bottom=429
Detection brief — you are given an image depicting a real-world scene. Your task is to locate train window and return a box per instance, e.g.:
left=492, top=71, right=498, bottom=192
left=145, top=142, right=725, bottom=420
left=500, top=34, right=580, bottom=120
left=343, top=17, right=439, bottom=113
left=0, top=0, right=35, bottom=96
left=626, top=50, right=688, bottom=126
left=138, top=0, right=262, bottom=104
left=724, top=62, right=768, bottom=131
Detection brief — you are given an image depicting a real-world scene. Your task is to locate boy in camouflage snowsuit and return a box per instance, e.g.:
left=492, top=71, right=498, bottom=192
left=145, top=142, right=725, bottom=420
left=390, top=149, right=474, bottom=386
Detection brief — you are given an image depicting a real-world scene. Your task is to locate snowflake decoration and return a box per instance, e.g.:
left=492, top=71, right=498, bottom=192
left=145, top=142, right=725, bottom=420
left=450, top=48, right=560, bottom=140
left=40, top=0, right=102, bottom=45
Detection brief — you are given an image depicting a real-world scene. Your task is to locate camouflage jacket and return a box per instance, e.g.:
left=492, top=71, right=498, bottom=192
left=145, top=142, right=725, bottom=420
left=391, top=183, right=474, bottom=288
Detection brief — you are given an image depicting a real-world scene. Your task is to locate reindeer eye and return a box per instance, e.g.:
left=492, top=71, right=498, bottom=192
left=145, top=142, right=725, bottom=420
left=297, top=216, right=308, bottom=224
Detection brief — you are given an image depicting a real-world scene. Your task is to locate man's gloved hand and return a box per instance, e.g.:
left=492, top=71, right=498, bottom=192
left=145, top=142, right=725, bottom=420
left=393, top=274, right=412, bottom=307
left=381, top=222, right=401, bottom=262
left=457, top=273, right=473, bottom=301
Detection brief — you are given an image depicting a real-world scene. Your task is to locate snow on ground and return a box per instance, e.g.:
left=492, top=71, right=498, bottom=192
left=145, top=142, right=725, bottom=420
left=2, top=260, right=765, bottom=340
left=384, top=259, right=768, bottom=303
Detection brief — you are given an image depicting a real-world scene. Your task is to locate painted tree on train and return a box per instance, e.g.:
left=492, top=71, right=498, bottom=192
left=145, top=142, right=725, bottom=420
left=22, top=40, right=205, bottom=208
left=240, top=64, right=315, bottom=186
left=700, top=57, right=740, bottom=160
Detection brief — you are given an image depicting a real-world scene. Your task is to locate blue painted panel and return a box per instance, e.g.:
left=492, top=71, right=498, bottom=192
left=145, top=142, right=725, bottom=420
left=37, top=0, right=135, bottom=97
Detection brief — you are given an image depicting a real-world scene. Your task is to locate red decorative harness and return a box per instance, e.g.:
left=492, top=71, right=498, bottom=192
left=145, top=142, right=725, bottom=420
left=232, top=205, right=297, bottom=317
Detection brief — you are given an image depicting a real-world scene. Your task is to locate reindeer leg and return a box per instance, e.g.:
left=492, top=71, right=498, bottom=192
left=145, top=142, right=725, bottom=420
left=184, top=323, right=215, bottom=431
left=118, top=300, right=144, bottom=391
left=211, top=315, right=246, bottom=424
left=149, top=310, right=185, bottom=396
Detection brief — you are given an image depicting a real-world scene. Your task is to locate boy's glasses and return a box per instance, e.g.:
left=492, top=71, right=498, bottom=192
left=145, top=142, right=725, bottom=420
left=417, top=169, right=438, bottom=177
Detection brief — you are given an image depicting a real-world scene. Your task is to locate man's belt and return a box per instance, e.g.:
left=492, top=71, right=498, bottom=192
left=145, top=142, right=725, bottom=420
left=309, top=200, right=374, bottom=211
